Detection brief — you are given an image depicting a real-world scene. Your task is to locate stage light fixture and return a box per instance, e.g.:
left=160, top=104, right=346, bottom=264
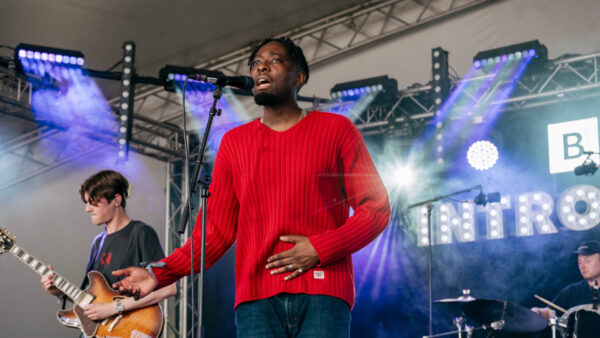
left=431, top=47, right=450, bottom=165
left=574, top=152, right=599, bottom=176
left=158, top=65, right=225, bottom=92
left=467, top=140, right=498, bottom=170
left=330, top=75, right=397, bottom=101
left=473, top=40, right=547, bottom=69
left=15, top=43, right=84, bottom=70
left=117, top=41, right=135, bottom=160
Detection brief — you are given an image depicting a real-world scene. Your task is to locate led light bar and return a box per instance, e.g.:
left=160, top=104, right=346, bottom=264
left=159, top=65, right=225, bottom=92
left=473, top=40, right=547, bottom=69
left=15, top=43, right=85, bottom=67
left=330, top=75, right=398, bottom=101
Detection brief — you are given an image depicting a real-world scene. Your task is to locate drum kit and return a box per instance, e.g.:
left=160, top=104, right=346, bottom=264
left=423, top=290, right=600, bottom=338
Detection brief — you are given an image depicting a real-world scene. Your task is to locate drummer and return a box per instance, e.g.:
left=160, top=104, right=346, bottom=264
left=532, top=240, right=600, bottom=319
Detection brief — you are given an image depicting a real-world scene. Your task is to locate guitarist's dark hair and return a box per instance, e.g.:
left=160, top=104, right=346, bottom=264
left=79, top=170, right=130, bottom=208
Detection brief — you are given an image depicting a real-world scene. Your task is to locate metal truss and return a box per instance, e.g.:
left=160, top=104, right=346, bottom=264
left=0, top=68, right=188, bottom=191
left=339, top=51, right=600, bottom=136
left=123, top=0, right=497, bottom=123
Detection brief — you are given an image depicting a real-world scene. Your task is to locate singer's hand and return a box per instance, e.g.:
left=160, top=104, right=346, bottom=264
left=112, top=267, right=157, bottom=300
left=265, top=235, right=319, bottom=281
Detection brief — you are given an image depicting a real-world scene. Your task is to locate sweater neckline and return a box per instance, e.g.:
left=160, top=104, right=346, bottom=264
left=256, top=110, right=314, bottom=135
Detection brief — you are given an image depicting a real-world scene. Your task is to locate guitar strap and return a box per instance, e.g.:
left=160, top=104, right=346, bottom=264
left=80, top=231, right=108, bottom=290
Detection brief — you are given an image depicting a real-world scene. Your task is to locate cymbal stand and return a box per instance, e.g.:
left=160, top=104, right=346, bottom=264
left=548, top=313, right=558, bottom=338
left=453, top=316, right=472, bottom=338
left=422, top=325, right=482, bottom=338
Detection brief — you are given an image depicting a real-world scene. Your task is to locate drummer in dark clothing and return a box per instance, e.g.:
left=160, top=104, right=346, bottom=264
left=532, top=240, right=600, bottom=319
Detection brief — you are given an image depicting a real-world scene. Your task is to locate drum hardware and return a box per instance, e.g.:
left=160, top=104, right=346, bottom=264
left=461, top=299, right=548, bottom=333
left=548, top=313, right=559, bottom=338
left=557, top=303, right=600, bottom=338
left=426, top=290, right=477, bottom=338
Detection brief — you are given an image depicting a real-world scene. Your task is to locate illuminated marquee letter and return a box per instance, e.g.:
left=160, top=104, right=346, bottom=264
left=558, top=185, right=600, bottom=231
left=547, top=117, right=599, bottom=174
left=436, top=202, right=476, bottom=245
left=483, top=196, right=511, bottom=240
left=515, top=192, right=558, bottom=237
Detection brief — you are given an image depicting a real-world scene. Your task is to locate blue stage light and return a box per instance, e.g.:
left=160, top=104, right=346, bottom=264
left=330, top=75, right=397, bottom=102
left=15, top=44, right=85, bottom=69
left=473, top=40, right=547, bottom=69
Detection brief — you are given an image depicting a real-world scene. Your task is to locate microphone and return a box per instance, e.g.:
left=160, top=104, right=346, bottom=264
left=189, top=74, right=254, bottom=90
left=474, top=187, right=501, bottom=206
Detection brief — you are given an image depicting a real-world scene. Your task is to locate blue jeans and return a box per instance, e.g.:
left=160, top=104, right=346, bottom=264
left=235, top=293, right=351, bottom=338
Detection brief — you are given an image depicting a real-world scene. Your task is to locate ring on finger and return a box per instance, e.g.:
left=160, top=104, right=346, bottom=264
left=288, top=263, right=293, bottom=270
left=297, top=268, right=303, bottom=274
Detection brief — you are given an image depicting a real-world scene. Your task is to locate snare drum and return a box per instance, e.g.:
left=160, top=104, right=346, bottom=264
left=558, top=304, right=600, bottom=338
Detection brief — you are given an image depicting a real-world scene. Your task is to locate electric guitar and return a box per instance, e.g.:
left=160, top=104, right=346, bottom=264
left=0, top=228, right=164, bottom=338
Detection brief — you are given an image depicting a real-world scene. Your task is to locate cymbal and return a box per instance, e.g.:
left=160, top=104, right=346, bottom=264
left=434, top=295, right=476, bottom=303
left=461, top=299, right=547, bottom=333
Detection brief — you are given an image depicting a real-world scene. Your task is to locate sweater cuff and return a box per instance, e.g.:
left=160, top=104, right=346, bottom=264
left=308, top=233, right=342, bottom=267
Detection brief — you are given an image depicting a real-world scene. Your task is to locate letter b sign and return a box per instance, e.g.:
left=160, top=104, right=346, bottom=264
left=547, top=117, right=599, bottom=174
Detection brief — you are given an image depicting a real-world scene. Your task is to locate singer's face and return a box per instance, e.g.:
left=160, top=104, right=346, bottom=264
left=83, top=192, right=118, bottom=226
left=250, top=42, right=303, bottom=105
left=578, top=253, right=600, bottom=281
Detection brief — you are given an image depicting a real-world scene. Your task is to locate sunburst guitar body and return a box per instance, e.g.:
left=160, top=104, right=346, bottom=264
left=0, top=228, right=163, bottom=338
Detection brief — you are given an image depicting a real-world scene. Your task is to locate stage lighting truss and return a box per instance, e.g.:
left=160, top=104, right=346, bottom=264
left=473, top=40, right=548, bottom=70
left=158, top=65, right=224, bottom=92
left=330, top=75, right=397, bottom=102
left=15, top=43, right=84, bottom=69
left=117, top=41, right=135, bottom=160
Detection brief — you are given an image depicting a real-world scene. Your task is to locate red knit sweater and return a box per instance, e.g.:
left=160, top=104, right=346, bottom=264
left=154, top=111, right=391, bottom=309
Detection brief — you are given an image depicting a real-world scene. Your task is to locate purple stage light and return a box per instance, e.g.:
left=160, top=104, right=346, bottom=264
left=77, top=57, right=84, bottom=66
left=56, top=55, right=63, bottom=63
left=41, top=52, right=48, bottom=61
left=18, top=49, right=26, bottom=58
left=474, top=60, right=481, bottom=68
left=34, top=51, right=41, bottom=60
left=26, top=50, right=34, bottom=59
left=501, top=55, right=508, bottom=62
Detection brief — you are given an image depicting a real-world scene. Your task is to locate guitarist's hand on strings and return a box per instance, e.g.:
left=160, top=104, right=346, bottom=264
left=112, top=267, right=157, bottom=300
left=41, top=265, right=64, bottom=297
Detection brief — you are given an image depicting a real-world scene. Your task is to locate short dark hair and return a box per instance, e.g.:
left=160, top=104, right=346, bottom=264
left=79, top=170, right=129, bottom=208
left=248, top=37, right=310, bottom=91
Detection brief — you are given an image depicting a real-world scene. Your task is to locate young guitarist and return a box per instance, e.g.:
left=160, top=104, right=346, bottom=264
left=40, top=170, right=176, bottom=333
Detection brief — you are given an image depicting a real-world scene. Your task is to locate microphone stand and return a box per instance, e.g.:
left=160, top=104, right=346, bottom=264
left=177, top=85, right=223, bottom=338
left=407, top=185, right=482, bottom=337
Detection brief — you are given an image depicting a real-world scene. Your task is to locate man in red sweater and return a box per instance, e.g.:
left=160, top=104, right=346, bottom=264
left=114, top=37, right=391, bottom=337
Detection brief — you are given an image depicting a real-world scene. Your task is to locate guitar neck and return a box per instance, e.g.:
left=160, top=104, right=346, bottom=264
left=9, top=244, right=90, bottom=304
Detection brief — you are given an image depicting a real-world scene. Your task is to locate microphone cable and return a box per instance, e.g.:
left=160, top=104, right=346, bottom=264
left=181, top=77, right=196, bottom=338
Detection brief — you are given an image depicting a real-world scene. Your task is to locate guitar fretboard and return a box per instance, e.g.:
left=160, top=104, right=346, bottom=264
left=10, top=245, right=90, bottom=304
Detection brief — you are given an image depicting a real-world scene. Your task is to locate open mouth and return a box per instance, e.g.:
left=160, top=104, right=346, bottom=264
left=256, top=78, right=271, bottom=89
